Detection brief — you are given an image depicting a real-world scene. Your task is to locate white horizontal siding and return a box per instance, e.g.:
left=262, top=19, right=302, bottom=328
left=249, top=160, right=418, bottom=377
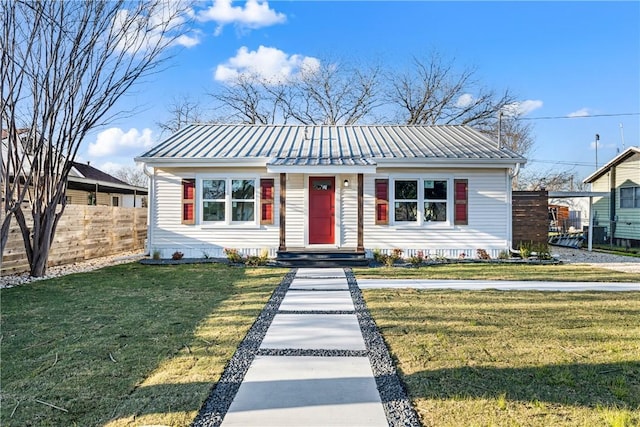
left=363, top=169, right=510, bottom=258
left=340, top=174, right=358, bottom=247
left=615, top=155, right=640, bottom=240
left=285, top=174, right=305, bottom=247
left=151, top=168, right=279, bottom=258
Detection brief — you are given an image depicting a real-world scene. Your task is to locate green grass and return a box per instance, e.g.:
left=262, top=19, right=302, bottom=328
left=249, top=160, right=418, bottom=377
left=354, top=263, right=640, bottom=282
left=363, top=289, right=640, bottom=426
left=591, top=245, right=640, bottom=258
left=0, top=263, right=286, bottom=427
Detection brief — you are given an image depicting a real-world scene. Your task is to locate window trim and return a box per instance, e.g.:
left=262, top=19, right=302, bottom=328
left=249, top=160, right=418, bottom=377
left=620, top=186, right=640, bottom=209
left=196, top=175, right=261, bottom=226
left=389, top=175, right=455, bottom=227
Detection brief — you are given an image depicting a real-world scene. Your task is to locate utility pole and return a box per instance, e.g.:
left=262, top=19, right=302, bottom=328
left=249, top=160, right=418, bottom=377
left=595, top=133, right=600, bottom=169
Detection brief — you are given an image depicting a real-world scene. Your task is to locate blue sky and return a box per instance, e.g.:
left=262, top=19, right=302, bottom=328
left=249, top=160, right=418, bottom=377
left=83, top=1, right=640, bottom=183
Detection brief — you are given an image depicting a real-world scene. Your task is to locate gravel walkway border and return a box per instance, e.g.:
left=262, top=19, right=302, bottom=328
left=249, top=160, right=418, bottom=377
left=345, top=268, right=421, bottom=426
left=191, top=269, right=296, bottom=427
left=191, top=268, right=421, bottom=427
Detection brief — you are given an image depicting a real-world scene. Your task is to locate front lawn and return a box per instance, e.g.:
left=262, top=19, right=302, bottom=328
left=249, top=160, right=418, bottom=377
left=354, top=263, right=640, bottom=282
left=0, top=263, right=286, bottom=427
left=363, top=289, right=640, bottom=426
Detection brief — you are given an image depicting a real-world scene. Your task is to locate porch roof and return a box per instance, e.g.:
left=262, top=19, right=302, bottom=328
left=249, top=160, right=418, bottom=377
left=266, top=156, right=377, bottom=173
left=136, top=124, right=526, bottom=169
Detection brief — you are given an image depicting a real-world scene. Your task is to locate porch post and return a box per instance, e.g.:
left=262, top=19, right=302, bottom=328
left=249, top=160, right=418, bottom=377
left=357, top=173, right=364, bottom=252
left=279, top=173, right=286, bottom=251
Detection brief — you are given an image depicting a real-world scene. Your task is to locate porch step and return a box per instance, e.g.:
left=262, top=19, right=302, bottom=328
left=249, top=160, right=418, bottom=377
left=276, top=250, right=369, bottom=268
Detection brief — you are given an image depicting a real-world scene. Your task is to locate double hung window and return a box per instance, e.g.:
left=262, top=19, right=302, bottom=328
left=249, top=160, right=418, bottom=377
left=423, top=180, right=447, bottom=222
left=200, top=178, right=258, bottom=225
left=394, top=180, right=418, bottom=222
left=620, top=186, right=640, bottom=208
left=202, top=179, right=226, bottom=222
left=385, top=177, right=465, bottom=226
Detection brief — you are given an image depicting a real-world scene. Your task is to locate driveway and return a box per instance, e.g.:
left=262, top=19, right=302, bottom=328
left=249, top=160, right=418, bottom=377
left=551, top=246, right=640, bottom=273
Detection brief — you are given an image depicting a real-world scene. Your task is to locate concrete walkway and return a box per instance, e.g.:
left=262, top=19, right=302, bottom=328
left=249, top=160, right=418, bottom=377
left=220, top=268, right=389, bottom=427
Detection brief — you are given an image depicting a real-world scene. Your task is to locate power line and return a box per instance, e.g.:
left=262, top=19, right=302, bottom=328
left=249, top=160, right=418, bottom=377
left=517, top=112, right=640, bottom=121
left=527, top=158, right=596, bottom=167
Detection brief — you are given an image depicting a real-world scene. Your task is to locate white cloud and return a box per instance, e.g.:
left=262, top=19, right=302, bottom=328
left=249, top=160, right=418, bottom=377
left=198, top=0, right=286, bottom=35
left=502, top=100, right=543, bottom=117
left=114, top=1, right=200, bottom=54
left=99, top=161, right=132, bottom=174
left=215, top=45, right=320, bottom=84
left=88, top=128, right=154, bottom=158
left=175, top=31, right=202, bottom=48
left=568, top=108, right=592, bottom=118
left=456, top=93, right=474, bottom=108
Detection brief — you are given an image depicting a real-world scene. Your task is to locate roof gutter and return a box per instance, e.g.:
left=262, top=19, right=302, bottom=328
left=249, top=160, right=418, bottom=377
left=67, top=176, right=147, bottom=193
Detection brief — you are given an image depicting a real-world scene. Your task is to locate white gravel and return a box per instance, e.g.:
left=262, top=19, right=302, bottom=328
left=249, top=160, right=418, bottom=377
left=0, top=251, right=146, bottom=289
left=550, top=246, right=640, bottom=274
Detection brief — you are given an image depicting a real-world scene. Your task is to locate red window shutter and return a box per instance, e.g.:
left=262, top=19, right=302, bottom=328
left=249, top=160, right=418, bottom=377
left=260, top=178, right=275, bottom=225
left=375, top=179, right=389, bottom=225
left=454, top=179, right=468, bottom=225
left=182, top=179, right=195, bottom=225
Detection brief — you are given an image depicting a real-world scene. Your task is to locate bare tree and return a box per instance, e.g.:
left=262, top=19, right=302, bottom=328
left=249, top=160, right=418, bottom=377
left=1, top=0, right=190, bottom=276
left=157, top=94, right=203, bottom=135
left=209, top=73, right=289, bottom=124
left=111, top=165, right=149, bottom=188
left=284, top=60, right=382, bottom=125
left=209, top=59, right=382, bottom=125
left=516, top=169, right=587, bottom=191
left=479, top=113, right=535, bottom=160
left=386, top=52, right=516, bottom=128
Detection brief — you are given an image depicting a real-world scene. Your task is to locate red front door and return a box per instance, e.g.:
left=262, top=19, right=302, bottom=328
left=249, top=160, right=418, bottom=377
left=308, top=177, right=335, bottom=244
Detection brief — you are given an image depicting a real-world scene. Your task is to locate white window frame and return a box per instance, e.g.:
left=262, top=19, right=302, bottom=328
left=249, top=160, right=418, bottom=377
left=392, top=179, right=419, bottom=223
left=390, top=175, right=453, bottom=227
left=197, top=175, right=260, bottom=227
left=423, top=179, right=449, bottom=223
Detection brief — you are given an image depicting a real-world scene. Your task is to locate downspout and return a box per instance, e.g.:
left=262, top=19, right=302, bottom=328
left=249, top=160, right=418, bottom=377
left=508, top=162, right=522, bottom=254
left=609, top=167, right=616, bottom=245
left=142, top=164, right=154, bottom=255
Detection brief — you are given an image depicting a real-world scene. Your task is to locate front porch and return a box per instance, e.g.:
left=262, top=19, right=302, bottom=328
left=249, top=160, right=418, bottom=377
left=276, top=248, right=368, bottom=267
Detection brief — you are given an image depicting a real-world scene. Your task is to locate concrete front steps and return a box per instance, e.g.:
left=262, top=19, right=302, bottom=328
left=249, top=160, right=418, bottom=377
left=276, top=249, right=369, bottom=268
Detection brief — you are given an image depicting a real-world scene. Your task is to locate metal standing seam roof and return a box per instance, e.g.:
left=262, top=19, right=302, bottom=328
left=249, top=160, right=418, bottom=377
left=136, top=124, right=526, bottom=164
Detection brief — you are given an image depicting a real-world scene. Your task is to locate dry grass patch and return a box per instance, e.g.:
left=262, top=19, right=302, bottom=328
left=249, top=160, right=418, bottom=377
left=363, top=289, right=640, bottom=426
left=354, top=263, right=640, bottom=282
left=1, top=263, right=286, bottom=427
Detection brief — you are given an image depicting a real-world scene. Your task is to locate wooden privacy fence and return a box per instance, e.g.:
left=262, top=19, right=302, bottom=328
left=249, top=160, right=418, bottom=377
left=1, top=205, right=147, bottom=275
left=512, top=190, right=549, bottom=248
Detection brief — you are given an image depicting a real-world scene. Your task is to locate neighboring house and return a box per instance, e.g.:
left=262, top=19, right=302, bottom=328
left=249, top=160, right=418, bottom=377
left=68, top=162, right=147, bottom=208
left=2, top=128, right=147, bottom=207
left=135, top=124, right=526, bottom=259
left=584, top=146, right=640, bottom=247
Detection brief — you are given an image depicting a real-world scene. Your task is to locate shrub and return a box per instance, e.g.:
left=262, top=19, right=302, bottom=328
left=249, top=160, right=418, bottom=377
left=476, top=249, right=491, bottom=260
left=245, top=255, right=265, bottom=266
left=245, top=249, right=269, bottom=266
left=224, top=248, right=244, bottom=264
left=534, top=242, right=552, bottom=260
left=391, top=248, right=404, bottom=260
left=498, top=250, right=510, bottom=260
left=171, top=251, right=184, bottom=260
left=407, top=250, right=425, bottom=266
left=152, top=249, right=161, bottom=260
left=519, top=241, right=533, bottom=259
left=372, top=249, right=384, bottom=264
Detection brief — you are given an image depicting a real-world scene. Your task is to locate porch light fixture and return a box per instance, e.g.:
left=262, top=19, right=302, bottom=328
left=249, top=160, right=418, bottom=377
left=343, top=179, right=349, bottom=187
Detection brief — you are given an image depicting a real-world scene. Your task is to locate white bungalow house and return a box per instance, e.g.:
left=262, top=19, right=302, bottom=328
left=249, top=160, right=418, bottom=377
left=135, top=124, right=526, bottom=260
